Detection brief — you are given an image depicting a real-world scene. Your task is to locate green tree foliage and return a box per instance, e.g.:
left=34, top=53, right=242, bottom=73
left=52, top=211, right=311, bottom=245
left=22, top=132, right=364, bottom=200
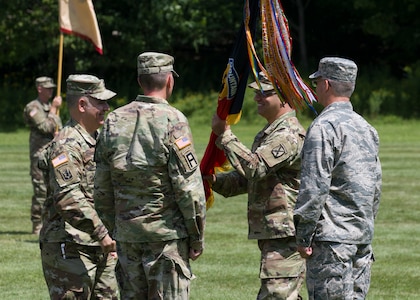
left=1, top=0, right=58, bottom=81
left=353, top=0, right=420, bottom=70
left=0, top=0, right=419, bottom=130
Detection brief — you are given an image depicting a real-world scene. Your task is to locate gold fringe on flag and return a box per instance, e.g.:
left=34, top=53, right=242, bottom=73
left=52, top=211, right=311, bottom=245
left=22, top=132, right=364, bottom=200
left=245, top=0, right=317, bottom=111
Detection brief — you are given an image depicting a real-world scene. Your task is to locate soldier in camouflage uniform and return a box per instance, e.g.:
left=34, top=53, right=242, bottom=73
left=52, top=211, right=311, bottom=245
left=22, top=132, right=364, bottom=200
left=208, top=72, right=306, bottom=300
left=94, top=52, right=206, bottom=300
left=23, top=77, right=62, bottom=234
left=294, top=57, right=382, bottom=300
left=38, top=75, right=118, bottom=299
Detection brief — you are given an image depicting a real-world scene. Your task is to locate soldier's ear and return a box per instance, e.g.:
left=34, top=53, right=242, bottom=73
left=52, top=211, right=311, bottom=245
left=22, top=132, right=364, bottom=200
left=78, top=96, right=89, bottom=113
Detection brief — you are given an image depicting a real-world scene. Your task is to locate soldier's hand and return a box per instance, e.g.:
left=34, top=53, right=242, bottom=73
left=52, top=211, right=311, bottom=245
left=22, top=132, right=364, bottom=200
left=297, top=245, right=312, bottom=258
left=51, top=96, right=62, bottom=108
left=50, top=96, right=62, bottom=115
left=202, top=174, right=216, bottom=185
left=100, top=234, right=117, bottom=254
left=189, top=248, right=203, bottom=261
left=211, top=114, right=230, bottom=136
left=109, top=251, right=118, bottom=259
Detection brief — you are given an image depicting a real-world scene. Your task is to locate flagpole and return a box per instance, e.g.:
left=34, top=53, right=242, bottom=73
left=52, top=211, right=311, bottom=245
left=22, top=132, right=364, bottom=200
left=56, top=32, right=64, bottom=118
left=57, top=33, right=64, bottom=98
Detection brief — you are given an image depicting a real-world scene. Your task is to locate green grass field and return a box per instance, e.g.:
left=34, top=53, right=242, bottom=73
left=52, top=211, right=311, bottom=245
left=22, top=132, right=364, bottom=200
left=1, top=118, right=419, bottom=299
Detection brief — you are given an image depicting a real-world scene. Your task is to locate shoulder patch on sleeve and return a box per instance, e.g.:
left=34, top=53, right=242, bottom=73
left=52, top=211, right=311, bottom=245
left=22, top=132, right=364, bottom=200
left=51, top=153, right=69, bottom=167
left=183, top=150, right=198, bottom=170
left=51, top=152, right=79, bottom=186
left=259, top=143, right=289, bottom=168
left=175, top=136, right=191, bottom=150
left=271, top=144, right=287, bottom=158
left=173, top=136, right=198, bottom=173
left=56, top=165, right=76, bottom=182
left=29, top=108, right=39, bottom=117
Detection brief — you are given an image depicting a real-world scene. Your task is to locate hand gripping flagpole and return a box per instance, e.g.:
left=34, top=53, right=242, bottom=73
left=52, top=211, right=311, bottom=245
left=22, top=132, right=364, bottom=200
left=200, top=0, right=259, bottom=209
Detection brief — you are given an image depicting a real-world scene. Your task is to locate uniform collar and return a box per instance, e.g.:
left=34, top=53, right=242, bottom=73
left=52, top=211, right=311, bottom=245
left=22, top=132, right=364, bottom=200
left=135, top=94, right=169, bottom=105
left=321, top=101, right=353, bottom=115
left=263, top=110, right=296, bottom=134
left=69, top=119, right=97, bottom=146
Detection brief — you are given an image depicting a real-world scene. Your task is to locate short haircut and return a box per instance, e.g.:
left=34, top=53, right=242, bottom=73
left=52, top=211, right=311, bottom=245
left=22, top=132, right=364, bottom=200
left=328, top=80, right=355, bottom=98
left=66, top=94, right=82, bottom=109
left=138, top=73, right=169, bottom=91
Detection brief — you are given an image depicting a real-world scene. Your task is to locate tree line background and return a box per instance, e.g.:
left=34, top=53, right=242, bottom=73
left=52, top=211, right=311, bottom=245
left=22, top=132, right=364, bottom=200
left=1, top=0, right=419, bottom=130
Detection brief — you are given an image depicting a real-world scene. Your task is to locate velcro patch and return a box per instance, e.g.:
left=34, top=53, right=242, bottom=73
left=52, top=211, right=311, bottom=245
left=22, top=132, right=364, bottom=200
left=29, top=108, right=38, bottom=117
left=271, top=145, right=286, bottom=158
left=173, top=141, right=198, bottom=173
left=52, top=153, right=69, bottom=167
left=183, top=151, right=198, bottom=170
left=57, top=165, right=74, bottom=182
left=54, top=162, right=79, bottom=187
left=175, top=136, right=191, bottom=150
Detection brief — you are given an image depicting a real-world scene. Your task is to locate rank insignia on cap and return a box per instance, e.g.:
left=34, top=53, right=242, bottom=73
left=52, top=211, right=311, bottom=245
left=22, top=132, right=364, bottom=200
left=52, top=153, right=69, bottom=167
left=272, top=145, right=286, bottom=158
left=175, top=136, right=191, bottom=150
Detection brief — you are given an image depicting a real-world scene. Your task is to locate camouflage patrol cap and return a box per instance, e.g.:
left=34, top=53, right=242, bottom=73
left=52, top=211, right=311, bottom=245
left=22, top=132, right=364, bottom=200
left=248, top=72, right=275, bottom=92
left=309, top=57, right=358, bottom=83
left=66, top=74, right=116, bottom=101
left=137, top=52, right=179, bottom=77
left=35, top=76, right=56, bottom=88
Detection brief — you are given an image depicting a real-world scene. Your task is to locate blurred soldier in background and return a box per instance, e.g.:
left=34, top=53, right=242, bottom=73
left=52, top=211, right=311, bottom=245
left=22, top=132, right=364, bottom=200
left=23, top=76, right=62, bottom=235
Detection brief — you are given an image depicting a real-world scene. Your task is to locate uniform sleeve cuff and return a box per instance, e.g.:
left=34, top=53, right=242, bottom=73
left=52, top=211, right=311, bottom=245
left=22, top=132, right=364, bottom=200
left=93, top=225, right=109, bottom=241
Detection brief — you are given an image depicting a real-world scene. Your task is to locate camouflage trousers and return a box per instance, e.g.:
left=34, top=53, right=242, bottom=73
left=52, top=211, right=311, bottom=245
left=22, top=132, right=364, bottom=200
left=306, top=241, right=374, bottom=300
left=30, top=155, right=47, bottom=229
left=40, top=242, right=119, bottom=300
left=257, top=237, right=306, bottom=300
left=117, top=238, right=192, bottom=300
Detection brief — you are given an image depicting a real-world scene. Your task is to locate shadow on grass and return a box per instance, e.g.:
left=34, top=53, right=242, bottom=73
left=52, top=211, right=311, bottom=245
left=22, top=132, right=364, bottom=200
left=0, top=230, right=34, bottom=235
left=0, top=231, right=41, bottom=244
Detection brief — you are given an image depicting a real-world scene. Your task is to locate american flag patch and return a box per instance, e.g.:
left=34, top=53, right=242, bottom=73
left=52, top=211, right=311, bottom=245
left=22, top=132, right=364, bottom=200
left=51, top=153, right=69, bottom=167
left=175, top=136, right=191, bottom=150
left=29, top=108, right=38, bottom=117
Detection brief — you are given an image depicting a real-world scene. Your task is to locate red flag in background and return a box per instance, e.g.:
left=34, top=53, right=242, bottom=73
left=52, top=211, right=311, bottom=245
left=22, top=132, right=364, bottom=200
left=200, top=0, right=259, bottom=209
left=59, top=0, right=103, bottom=54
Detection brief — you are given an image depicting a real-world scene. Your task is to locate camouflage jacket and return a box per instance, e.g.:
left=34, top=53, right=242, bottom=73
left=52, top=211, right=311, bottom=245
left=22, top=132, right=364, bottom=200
left=38, top=119, right=108, bottom=245
left=294, top=102, right=382, bottom=247
left=23, top=98, right=62, bottom=157
left=212, top=111, right=306, bottom=240
left=94, top=95, right=206, bottom=250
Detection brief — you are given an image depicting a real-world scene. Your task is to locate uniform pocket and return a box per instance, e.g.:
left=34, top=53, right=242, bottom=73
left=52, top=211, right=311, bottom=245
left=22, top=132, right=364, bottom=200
left=260, top=246, right=305, bottom=279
